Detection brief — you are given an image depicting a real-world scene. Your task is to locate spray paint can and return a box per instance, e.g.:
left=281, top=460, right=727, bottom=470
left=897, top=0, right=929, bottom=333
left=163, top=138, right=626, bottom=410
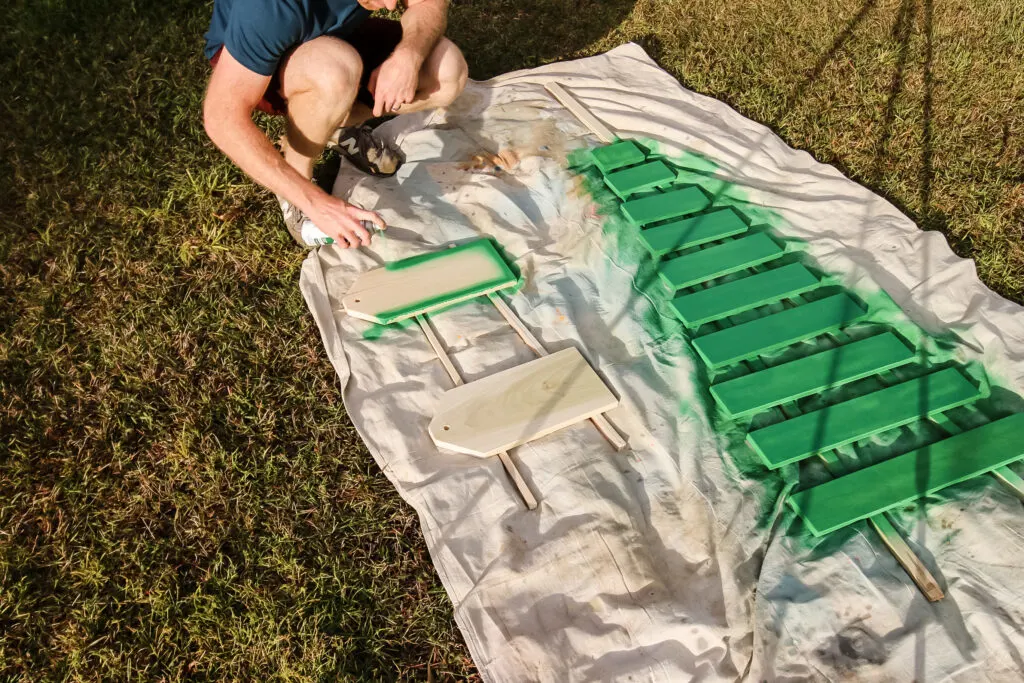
left=300, top=220, right=379, bottom=247
left=299, top=222, right=336, bottom=247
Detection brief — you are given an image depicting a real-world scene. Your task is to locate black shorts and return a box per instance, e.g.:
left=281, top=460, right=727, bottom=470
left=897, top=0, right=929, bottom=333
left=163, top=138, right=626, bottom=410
left=344, top=17, right=404, bottom=109
left=211, top=17, right=404, bottom=116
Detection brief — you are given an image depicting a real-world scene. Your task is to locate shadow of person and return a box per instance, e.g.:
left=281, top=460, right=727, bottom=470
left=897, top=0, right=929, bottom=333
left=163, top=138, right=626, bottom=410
left=446, top=0, right=639, bottom=79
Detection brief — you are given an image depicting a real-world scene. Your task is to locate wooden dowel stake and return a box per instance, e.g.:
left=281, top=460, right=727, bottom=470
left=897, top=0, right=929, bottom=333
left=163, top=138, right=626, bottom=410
left=416, top=314, right=539, bottom=510
left=868, top=514, right=945, bottom=602
left=545, top=82, right=616, bottom=143
left=487, top=293, right=627, bottom=452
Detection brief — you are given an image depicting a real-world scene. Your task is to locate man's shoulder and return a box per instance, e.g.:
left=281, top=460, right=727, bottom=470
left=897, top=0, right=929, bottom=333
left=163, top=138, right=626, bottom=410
left=210, top=0, right=306, bottom=74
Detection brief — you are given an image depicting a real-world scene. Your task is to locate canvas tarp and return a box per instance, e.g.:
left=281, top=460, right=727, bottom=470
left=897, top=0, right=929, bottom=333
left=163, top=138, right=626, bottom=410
left=299, top=44, right=1024, bottom=682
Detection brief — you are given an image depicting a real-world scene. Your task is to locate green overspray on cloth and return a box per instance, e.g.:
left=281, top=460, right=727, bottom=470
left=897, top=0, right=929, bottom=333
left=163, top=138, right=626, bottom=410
left=569, top=139, right=1016, bottom=537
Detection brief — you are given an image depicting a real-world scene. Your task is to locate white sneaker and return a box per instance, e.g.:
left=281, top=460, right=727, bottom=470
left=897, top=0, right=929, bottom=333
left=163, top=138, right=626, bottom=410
left=277, top=196, right=334, bottom=247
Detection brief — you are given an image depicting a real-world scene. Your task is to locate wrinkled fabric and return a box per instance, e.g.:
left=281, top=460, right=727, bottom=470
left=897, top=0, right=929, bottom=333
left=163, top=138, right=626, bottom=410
left=299, top=44, right=1024, bottom=682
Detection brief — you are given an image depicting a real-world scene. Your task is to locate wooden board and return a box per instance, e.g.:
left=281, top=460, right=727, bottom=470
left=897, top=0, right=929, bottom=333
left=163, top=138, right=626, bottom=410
left=428, top=347, right=619, bottom=457
left=710, top=332, right=915, bottom=417
left=749, top=367, right=982, bottom=469
left=487, top=293, right=628, bottom=452
left=620, top=187, right=711, bottom=227
left=343, top=240, right=518, bottom=325
left=931, top=411, right=1024, bottom=501
left=672, top=263, right=820, bottom=328
left=692, top=293, right=866, bottom=369
left=590, top=139, right=644, bottom=172
left=604, top=160, right=676, bottom=198
left=789, top=413, right=1024, bottom=536
left=416, top=314, right=538, bottom=509
left=818, top=451, right=945, bottom=601
left=658, top=233, right=785, bottom=291
left=640, top=207, right=750, bottom=257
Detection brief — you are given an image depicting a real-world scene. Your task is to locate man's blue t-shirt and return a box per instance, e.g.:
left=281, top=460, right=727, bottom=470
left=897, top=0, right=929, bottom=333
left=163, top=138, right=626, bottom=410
left=204, top=0, right=370, bottom=76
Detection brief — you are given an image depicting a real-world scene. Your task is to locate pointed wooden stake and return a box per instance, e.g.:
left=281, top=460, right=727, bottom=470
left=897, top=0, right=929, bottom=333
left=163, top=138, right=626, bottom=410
left=818, top=451, right=944, bottom=602
left=544, top=82, right=616, bottom=143
left=416, top=314, right=538, bottom=510
left=487, top=293, right=627, bottom=451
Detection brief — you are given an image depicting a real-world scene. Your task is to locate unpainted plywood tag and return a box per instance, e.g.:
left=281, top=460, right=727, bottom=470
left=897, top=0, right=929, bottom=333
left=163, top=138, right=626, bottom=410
left=429, top=347, right=618, bottom=457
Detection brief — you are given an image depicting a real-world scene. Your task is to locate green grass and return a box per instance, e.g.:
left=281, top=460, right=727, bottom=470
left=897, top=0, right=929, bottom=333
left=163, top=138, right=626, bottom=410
left=1, top=0, right=1021, bottom=679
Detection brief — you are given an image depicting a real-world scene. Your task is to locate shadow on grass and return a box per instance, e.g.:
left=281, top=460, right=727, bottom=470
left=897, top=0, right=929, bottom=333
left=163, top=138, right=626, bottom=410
left=447, top=0, right=639, bottom=79
left=548, top=1, right=1014, bottom=677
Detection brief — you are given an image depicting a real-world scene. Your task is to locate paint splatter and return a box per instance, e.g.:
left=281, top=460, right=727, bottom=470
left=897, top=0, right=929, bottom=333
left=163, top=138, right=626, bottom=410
left=567, top=137, right=1009, bottom=538
left=362, top=324, right=387, bottom=341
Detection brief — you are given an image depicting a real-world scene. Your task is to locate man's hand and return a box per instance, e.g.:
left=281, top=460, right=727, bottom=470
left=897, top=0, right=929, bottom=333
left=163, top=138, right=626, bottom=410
left=304, top=194, right=385, bottom=248
left=205, top=48, right=383, bottom=248
left=369, top=48, right=424, bottom=118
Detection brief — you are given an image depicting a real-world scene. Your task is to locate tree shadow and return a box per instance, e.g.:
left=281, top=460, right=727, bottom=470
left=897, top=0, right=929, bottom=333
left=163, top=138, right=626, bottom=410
left=446, top=0, right=639, bottom=79
left=808, top=0, right=954, bottom=252
left=870, top=0, right=917, bottom=184
left=524, top=1, right=995, bottom=678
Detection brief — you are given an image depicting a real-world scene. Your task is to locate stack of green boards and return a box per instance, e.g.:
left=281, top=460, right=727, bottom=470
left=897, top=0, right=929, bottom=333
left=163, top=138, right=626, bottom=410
left=586, top=139, right=1024, bottom=539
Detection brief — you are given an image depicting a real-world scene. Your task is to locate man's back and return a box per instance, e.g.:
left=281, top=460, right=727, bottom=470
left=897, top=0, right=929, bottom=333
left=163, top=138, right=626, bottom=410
left=204, top=0, right=370, bottom=76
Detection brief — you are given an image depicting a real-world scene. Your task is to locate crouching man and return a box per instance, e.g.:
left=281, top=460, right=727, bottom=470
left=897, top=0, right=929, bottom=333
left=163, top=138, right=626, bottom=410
left=203, top=0, right=468, bottom=246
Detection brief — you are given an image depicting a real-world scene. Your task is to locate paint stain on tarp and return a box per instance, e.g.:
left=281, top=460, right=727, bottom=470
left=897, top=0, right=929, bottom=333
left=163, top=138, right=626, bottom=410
left=362, top=323, right=388, bottom=341
left=459, top=148, right=521, bottom=175
left=361, top=317, right=416, bottom=340
left=814, top=625, right=888, bottom=671
left=448, top=105, right=568, bottom=176
left=566, top=138, right=1005, bottom=536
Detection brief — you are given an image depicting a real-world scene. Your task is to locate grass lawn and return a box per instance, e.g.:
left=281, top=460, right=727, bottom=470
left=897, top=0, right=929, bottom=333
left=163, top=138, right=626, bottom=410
left=1, top=0, right=1021, bottom=679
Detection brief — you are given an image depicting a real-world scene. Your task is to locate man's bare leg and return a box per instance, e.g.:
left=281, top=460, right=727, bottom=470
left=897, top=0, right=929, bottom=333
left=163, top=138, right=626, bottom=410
left=277, top=36, right=363, bottom=180
left=392, top=37, right=469, bottom=115
left=338, top=37, right=468, bottom=131
left=327, top=38, right=467, bottom=176
left=274, top=34, right=467, bottom=181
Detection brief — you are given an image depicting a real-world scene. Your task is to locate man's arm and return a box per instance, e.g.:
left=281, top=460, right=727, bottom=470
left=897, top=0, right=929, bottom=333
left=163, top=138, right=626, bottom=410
left=203, top=48, right=380, bottom=247
left=369, top=0, right=448, bottom=117
left=397, top=0, right=447, bottom=60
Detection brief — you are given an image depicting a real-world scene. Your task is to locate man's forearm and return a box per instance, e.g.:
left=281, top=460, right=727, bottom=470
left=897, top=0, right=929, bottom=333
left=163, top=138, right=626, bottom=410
left=397, top=0, right=447, bottom=63
left=205, top=113, right=323, bottom=214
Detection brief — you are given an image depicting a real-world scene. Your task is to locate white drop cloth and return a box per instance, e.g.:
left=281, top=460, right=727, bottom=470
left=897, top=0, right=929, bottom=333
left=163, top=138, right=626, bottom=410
left=299, top=44, right=1024, bottom=682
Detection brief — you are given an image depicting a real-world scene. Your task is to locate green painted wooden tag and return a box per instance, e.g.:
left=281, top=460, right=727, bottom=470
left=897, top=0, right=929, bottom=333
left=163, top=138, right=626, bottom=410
left=591, top=140, right=646, bottom=174
left=641, top=207, right=750, bottom=257
left=658, top=233, right=785, bottom=291
left=692, top=293, right=866, bottom=368
left=670, top=262, right=819, bottom=327
left=748, top=367, right=982, bottom=469
left=789, top=413, right=1024, bottom=536
left=604, top=160, right=676, bottom=199
left=710, top=332, right=915, bottom=418
left=620, top=186, right=711, bottom=227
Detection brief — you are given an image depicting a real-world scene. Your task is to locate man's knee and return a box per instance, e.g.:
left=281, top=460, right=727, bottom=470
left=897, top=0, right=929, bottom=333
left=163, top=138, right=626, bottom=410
left=430, top=38, right=468, bottom=106
left=282, top=36, right=363, bottom=104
